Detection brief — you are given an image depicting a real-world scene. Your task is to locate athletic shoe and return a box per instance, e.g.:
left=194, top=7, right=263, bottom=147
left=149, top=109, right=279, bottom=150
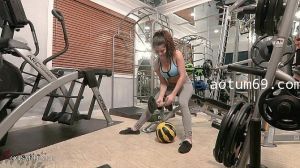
left=178, top=140, right=192, bottom=154
left=119, top=128, right=140, bottom=135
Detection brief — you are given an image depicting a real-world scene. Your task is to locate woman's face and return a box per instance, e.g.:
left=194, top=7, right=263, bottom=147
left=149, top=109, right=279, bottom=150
left=154, top=44, right=166, bottom=57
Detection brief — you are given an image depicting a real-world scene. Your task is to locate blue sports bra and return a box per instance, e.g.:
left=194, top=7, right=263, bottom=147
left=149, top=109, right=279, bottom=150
left=159, top=58, right=179, bottom=79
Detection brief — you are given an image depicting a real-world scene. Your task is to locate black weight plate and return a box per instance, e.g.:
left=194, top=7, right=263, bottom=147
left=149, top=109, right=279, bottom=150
left=251, top=35, right=270, bottom=68
left=222, top=105, right=248, bottom=167
left=255, top=0, right=268, bottom=35
left=214, top=103, right=241, bottom=162
left=0, top=60, right=24, bottom=100
left=222, top=103, right=253, bottom=167
left=264, top=0, right=277, bottom=35
left=251, top=37, right=295, bottom=69
left=259, top=86, right=300, bottom=130
left=213, top=101, right=245, bottom=163
left=148, top=96, right=157, bottom=114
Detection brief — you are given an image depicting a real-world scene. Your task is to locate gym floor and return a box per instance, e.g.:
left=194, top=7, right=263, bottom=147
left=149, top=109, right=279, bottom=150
left=1, top=112, right=299, bottom=168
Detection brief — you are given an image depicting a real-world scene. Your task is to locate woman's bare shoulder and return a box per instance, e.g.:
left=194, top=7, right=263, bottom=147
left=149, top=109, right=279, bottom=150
left=174, top=50, right=184, bottom=60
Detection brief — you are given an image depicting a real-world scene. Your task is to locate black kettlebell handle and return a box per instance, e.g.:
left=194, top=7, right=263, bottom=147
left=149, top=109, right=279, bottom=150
left=52, top=9, right=64, bottom=22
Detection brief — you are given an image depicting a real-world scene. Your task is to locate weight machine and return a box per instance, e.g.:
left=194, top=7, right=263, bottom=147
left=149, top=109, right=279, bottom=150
left=212, top=0, right=300, bottom=167
left=0, top=0, right=113, bottom=145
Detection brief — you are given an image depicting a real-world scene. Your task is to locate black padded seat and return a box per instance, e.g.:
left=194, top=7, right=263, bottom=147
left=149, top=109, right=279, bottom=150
left=0, top=38, right=30, bottom=51
left=79, top=68, right=112, bottom=77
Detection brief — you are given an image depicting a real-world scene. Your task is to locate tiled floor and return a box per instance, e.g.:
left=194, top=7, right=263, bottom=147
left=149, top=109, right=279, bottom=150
left=0, top=112, right=300, bottom=168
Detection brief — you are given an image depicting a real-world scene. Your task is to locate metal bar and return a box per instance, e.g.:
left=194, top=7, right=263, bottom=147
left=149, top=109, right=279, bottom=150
left=61, top=80, right=76, bottom=113
left=133, top=28, right=136, bottom=107
left=43, top=90, right=56, bottom=118
left=87, top=75, right=102, bottom=119
left=133, top=95, right=151, bottom=98
left=229, top=0, right=248, bottom=12
left=112, top=34, right=116, bottom=108
left=263, top=126, right=276, bottom=147
left=150, top=21, right=155, bottom=96
left=14, top=48, right=76, bottom=112
left=91, top=86, right=114, bottom=125
left=214, top=7, right=230, bottom=100
left=230, top=19, right=240, bottom=105
left=135, top=31, right=146, bottom=46
left=273, top=132, right=300, bottom=142
left=217, top=59, right=252, bottom=69
left=73, top=78, right=86, bottom=116
left=249, top=118, right=262, bottom=167
left=202, top=110, right=223, bottom=120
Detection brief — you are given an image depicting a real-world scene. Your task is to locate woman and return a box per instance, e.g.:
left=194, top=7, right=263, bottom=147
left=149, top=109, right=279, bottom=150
left=294, top=36, right=300, bottom=80
left=119, top=30, right=194, bottom=154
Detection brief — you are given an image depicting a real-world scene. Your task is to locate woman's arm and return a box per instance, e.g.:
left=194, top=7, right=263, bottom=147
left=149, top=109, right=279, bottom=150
left=170, top=50, right=186, bottom=96
left=155, top=66, right=168, bottom=99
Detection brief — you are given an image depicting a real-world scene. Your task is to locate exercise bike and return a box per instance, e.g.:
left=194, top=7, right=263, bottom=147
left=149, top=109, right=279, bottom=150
left=0, top=0, right=113, bottom=146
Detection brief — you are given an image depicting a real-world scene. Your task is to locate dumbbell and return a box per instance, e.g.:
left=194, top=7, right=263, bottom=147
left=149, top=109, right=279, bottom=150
left=148, top=96, right=173, bottom=114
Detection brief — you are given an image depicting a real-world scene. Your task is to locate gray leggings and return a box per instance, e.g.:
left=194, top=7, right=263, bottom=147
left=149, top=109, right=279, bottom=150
left=134, top=79, right=194, bottom=139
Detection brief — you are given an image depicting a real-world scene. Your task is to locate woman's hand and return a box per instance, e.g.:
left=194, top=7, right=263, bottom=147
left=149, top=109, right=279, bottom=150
left=156, top=96, right=164, bottom=108
left=165, top=94, right=176, bottom=106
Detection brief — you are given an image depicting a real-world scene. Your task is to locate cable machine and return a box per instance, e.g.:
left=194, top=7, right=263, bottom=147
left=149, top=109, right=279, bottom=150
left=111, top=6, right=172, bottom=112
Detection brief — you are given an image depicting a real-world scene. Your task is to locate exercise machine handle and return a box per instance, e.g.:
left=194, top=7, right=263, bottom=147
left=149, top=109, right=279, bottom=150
left=43, top=9, right=69, bottom=65
left=52, top=9, right=64, bottom=22
left=19, top=20, right=40, bottom=72
left=28, top=20, right=39, bottom=56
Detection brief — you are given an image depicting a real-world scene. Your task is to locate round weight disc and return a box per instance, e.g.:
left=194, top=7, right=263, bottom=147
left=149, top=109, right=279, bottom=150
left=251, top=37, right=295, bottom=69
left=259, top=86, right=300, bottom=130
left=213, top=101, right=245, bottom=163
left=222, top=103, right=253, bottom=167
left=148, top=96, right=157, bottom=114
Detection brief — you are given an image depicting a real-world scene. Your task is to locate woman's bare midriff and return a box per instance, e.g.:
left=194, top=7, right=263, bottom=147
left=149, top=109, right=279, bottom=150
left=167, top=76, right=180, bottom=87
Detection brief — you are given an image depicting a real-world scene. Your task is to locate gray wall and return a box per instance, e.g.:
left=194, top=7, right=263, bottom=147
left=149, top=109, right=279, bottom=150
left=3, top=0, right=52, bottom=72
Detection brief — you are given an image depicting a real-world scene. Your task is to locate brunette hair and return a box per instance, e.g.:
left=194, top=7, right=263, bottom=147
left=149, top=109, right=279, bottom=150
left=152, top=30, right=175, bottom=58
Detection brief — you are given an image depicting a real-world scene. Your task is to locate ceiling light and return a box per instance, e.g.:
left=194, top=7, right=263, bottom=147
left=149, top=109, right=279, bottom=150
left=145, top=26, right=150, bottom=30
left=191, top=13, right=195, bottom=17
left=296, top=10, right=300, bottom=19
left=214, top=29, right=219, bottom=34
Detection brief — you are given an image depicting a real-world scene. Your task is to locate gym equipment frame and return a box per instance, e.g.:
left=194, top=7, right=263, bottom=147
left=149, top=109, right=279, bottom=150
left=0, top=0, right=113, bottom=142
left=111, top=6, right=173, bottom=109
